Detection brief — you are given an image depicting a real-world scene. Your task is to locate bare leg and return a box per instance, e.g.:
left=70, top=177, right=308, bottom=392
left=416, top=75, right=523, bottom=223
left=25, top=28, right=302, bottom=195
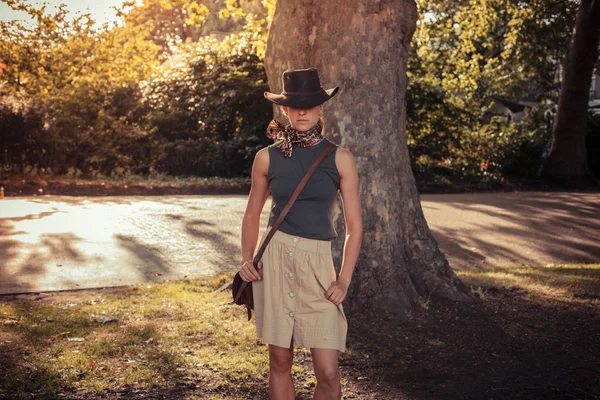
left=269, top=343, right=295, bottom=400
left=311, top=348, right=341, bottom=400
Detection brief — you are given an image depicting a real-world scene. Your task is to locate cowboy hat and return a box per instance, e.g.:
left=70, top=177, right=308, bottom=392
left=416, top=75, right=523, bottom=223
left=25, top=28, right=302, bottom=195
left=264, top=67, right=339, bottom=109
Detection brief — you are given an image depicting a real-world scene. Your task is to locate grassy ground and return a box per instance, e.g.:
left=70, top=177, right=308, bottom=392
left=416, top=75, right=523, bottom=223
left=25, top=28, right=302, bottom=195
left=0, top=265, right=598, bottom=399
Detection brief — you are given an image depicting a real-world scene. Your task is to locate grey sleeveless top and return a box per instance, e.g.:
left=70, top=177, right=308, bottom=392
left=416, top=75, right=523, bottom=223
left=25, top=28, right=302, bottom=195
left=267, top=138, right=341, bottom=241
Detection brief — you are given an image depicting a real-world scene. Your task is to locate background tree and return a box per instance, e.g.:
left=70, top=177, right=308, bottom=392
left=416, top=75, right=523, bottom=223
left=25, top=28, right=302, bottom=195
left=408, top=0, right=579, bottom=183
left=121, top=0, right=272, bottom=56
left=264, top=0, right=477, bottom=313
left=0, top=0, right=161, bottom=175
left=540, top=0, right=600, bottom=184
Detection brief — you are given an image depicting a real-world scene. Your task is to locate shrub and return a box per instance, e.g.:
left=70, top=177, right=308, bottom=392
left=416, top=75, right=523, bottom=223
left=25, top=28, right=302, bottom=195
left=144, top=41, right=272, bottom=177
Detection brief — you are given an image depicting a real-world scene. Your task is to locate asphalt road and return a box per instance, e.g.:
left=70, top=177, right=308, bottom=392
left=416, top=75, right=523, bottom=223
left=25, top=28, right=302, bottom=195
left=0, top=192, right=598, bottom=295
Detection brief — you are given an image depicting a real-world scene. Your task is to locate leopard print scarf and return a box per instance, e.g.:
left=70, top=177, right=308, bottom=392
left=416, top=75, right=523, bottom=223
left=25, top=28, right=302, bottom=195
left=266, top=119, right=324, bottom=158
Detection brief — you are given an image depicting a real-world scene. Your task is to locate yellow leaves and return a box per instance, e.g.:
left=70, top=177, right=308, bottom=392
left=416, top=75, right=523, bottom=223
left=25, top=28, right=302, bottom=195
left=218, top=0, right=247, bottom=22
left=412, top=0, right=538, bottom=107
left=184, top=2, right=209, bottom=27
left=159, top=0, right=174, bottom=11
left=218, top=8, right=231, bottom=20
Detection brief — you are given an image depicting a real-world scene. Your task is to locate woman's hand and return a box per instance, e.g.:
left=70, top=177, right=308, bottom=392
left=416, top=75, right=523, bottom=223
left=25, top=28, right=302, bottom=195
left=325, top=281, right=348, bottom=305
left=239, top=260, right=263, bottom=282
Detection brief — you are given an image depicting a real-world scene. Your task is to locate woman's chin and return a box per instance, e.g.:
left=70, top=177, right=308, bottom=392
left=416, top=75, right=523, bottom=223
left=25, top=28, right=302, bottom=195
left=294, top=123, right=315, bottom=131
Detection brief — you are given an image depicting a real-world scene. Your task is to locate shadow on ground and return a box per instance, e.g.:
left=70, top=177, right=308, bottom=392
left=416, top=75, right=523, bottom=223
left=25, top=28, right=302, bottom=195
left=344, top=283, right=600, bottom=400
left=425, top=192, right=600, bottom=269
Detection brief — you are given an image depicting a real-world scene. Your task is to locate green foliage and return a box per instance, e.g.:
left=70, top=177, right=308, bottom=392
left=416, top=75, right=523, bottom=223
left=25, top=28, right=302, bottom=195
left=0, top=0, right=274, bottom=179
left=407, top=0, right=578, bottom=182
left=120, top=0, right=210, bottom=54
left=144, top=40, right=272, bottom=177
left=0, top=1, right=161, bottom=102
left=0, top=98, right=50, bottom=174
left=49, top=84, right=153, bottom=177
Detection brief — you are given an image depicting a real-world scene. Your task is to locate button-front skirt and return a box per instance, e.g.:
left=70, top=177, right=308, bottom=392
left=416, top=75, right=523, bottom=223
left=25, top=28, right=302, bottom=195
left=252, top=228, right=348, bottom=352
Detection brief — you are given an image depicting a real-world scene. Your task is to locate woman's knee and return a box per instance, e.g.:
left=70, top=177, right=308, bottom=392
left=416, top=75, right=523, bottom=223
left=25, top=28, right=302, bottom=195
left=315, top=365, right=340, bottom=386
left=269, top=345, right=293, bottom=374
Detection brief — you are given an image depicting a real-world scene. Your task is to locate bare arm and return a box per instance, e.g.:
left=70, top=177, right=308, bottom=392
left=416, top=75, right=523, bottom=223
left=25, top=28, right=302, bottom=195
left=325, top=147, right=363, bottom=304
left=239, top=147, right=270, bottom=282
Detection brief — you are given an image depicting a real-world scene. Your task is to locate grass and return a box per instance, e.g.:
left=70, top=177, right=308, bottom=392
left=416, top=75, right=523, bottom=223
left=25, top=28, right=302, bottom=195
left=0, top=264, right=598, bottom=399
left=0, top=275, right=283, bottom=399
left=456, top=263, right=600, bottom=306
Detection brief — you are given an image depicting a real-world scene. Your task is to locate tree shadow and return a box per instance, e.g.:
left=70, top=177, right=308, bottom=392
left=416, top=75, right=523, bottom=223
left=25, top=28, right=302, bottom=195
left=423, top=192, right=600, bottom=269
left=0, top=303, right=193, bottom=399
left=184, top=219, right=240, bottom=266
left=0, top=211, right=85, bottom=294
left=345, top=285, right=600, bottom=399
left=0, top=332, right=64, bottom=399
left=114, top=234, right=171, bottom=281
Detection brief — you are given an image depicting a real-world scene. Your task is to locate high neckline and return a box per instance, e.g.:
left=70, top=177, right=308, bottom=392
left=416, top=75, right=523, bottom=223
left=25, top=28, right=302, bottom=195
left=296, top=137, right=326, bottom=148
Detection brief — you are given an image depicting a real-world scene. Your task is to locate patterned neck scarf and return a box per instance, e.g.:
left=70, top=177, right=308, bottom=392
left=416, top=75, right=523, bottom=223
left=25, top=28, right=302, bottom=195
left=266, top=119, right=324, bottom=158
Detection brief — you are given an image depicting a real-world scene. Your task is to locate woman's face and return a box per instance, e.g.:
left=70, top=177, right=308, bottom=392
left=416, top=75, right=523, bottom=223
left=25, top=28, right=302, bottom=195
left=282, top=104, right=323, bottom=132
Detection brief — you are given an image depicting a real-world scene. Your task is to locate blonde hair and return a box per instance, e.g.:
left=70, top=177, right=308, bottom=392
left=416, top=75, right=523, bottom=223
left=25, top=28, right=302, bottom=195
left=319, top=115, right=326, bottom=136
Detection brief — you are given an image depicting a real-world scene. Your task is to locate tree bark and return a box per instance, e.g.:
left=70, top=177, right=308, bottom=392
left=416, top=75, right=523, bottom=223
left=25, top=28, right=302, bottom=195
left=264, top=0, right=476, bottom=314
left=540, top=0, right=600, bottom=183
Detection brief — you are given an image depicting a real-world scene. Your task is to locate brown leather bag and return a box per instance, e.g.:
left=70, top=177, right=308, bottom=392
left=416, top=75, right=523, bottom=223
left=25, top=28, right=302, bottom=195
left=232, top=141, right=335, bottom=320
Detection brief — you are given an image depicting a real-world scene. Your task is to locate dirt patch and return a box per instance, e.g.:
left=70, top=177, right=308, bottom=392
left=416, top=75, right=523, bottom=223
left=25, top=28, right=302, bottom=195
left=344, top=287, right=600, bottom=400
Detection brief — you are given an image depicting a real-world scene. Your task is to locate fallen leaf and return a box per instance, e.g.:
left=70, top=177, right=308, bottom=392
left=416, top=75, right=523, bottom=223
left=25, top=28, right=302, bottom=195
left=50, top=331, right=71, bottom=340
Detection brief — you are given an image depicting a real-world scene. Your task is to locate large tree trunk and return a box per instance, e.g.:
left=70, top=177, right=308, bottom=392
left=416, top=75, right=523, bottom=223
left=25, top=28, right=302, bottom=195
left=264, top=0, right=476, bottom=314
left=540, top=0, right=600, bottom=183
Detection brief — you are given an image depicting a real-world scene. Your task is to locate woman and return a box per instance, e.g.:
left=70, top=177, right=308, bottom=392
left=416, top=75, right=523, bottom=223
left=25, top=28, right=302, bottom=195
left=238, top=67, right=362, bottom=400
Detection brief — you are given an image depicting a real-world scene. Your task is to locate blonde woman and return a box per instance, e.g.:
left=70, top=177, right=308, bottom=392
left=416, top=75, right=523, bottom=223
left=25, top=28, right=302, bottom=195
left=239, top=67, right=362, bottom=400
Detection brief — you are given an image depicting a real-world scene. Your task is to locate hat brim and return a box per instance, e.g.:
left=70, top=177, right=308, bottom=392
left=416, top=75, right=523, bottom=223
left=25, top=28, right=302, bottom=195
left=264, top=86, right=339, bottom=108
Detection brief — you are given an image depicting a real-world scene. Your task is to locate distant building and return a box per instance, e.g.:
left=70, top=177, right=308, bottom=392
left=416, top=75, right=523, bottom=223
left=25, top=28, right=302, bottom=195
left=490, top=96, right=539, bottom=123
left=491, top=72, right=600, bottom=122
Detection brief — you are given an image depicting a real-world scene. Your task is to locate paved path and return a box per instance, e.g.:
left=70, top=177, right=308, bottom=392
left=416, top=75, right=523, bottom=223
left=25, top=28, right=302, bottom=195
left=0, top=192, right=598, bottom=295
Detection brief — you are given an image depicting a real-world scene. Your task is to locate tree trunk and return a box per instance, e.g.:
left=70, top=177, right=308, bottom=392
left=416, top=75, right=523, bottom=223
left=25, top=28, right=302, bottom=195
left=540, top=0, right=600, bottom=184
left=264, top=0, right=476, bottom=314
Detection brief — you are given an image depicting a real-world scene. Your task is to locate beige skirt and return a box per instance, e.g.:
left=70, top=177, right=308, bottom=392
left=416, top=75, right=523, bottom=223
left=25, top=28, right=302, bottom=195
left=252, top=227, right=348, bottom=352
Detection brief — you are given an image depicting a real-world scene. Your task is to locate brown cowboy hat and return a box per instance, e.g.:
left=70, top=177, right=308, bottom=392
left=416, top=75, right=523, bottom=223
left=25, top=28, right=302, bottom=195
left=264, top=67, right=339, bottom=109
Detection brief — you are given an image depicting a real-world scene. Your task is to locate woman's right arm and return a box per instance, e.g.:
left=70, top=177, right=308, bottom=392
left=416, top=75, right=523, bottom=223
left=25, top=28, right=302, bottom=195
left=239, top=147, right=270, bottom=282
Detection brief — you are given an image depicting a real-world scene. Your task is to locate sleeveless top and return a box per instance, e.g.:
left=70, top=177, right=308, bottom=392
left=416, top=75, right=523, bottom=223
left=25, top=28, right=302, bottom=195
left=267, top=138, right=341, bottom=241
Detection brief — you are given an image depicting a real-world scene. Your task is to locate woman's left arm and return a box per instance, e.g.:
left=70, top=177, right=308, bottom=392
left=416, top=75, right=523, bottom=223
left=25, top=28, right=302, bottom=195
left=325, top=147, right=363, bottom=305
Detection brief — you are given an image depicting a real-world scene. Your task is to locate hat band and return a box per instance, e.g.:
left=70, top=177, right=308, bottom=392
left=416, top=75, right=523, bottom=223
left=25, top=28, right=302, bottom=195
left=282, top=89, right=324, bottom=96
